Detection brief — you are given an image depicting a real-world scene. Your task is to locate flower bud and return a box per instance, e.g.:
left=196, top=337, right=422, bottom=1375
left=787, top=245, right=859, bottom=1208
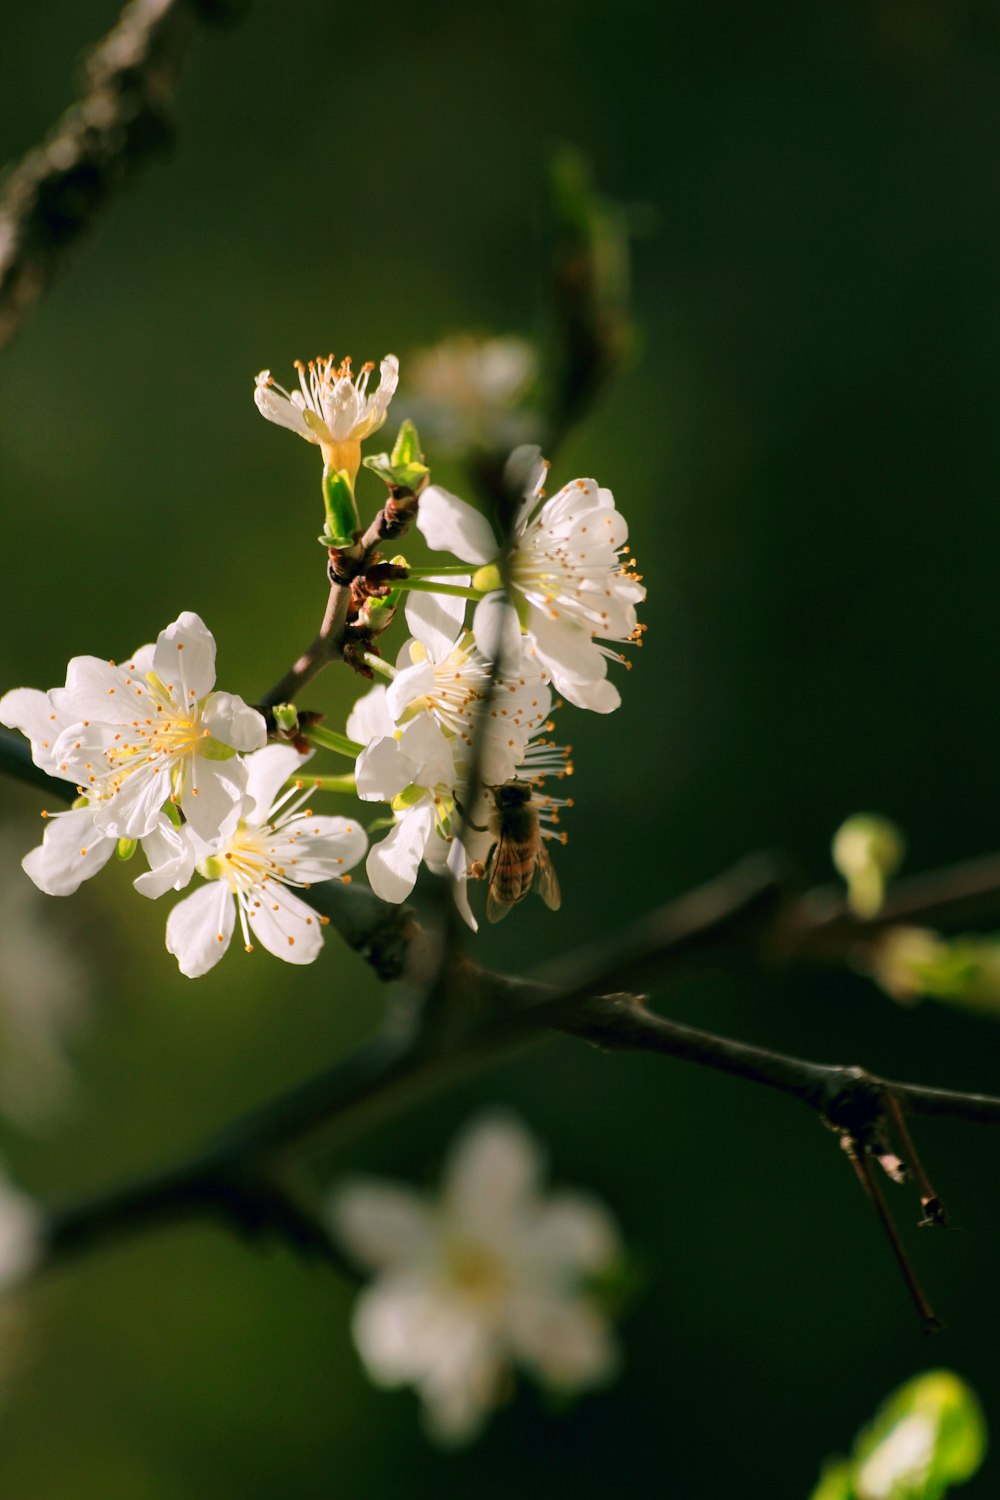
left=832, top=814, right=905, bottom=919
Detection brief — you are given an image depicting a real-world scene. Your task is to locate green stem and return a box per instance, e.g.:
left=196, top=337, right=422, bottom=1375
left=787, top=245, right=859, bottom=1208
left=362, top=653, right=397, bottom=683
left=290, top=773, right=357, bottom=795
left=303, top=725, right=363, bottom=758
left=403, top=565, right=475, bottom=578
left=393, top=579, right=483, bottom=600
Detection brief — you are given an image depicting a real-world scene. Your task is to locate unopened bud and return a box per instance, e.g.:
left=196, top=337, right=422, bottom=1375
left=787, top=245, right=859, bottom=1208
left=832, top=814, right=905, bottom=919
left=320, top=465, right=360, bottom=547
left=272, top=703, right=300, bottom=736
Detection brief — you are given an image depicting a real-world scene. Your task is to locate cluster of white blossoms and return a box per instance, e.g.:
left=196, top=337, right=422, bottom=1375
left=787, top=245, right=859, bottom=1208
left=1, top=344, right=645, bottom=955
left=0, top=613, right=367, bottom=978
left=328, top=1113, right=622, bottom=1443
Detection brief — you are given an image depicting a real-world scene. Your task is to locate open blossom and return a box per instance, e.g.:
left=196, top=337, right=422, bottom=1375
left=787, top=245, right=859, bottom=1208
left=0, top=680, right=196, bottom=897
left=32, top=612, right=266, bottom=845
left=416, top=446, right=645, bottom=713
left=405, top=332, right=540, bottom=454
left=254, top=353, right=399, bottom=480
left=329, top=1113, right=622, bottom=1444
left=347, top=592, right=552, bottom=926
left=157, top=746, right=368, bottom=978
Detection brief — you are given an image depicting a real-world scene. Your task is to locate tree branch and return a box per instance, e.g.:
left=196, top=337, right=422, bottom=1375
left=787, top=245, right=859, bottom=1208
left=0, top=0, right=248, bottom=350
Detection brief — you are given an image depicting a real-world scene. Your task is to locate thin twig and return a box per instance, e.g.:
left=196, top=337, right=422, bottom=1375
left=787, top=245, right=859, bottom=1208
left=0, top=0, right=248, bottom=350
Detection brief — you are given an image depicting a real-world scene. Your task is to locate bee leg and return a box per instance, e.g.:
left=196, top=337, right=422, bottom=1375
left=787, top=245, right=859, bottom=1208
left=453, top=792, right=489, bottom=833
left=468, top=860, right=487, bottom=880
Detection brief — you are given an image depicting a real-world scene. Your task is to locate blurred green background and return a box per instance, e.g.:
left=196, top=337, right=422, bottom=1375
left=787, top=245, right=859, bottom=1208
left=3, top=0, right=1000, bottom=1494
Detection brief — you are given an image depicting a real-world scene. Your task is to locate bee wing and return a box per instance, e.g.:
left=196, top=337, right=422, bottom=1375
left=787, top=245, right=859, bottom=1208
left=486, top=832, right=539, bottom=923
left=533, top=844, right=562, bottom=911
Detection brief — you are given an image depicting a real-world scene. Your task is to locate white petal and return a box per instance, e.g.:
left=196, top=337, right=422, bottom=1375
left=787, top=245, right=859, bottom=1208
left=247, top=886, right=325, bottom=965
left=355, top=736, right=412, bottom=802
left=152, top=612, right=217, bottom=701
left=416, top=486, right=498, bottom=565
left=526, top=1193, right=622, bottom=1273
left=134, top=817, right=196, bottom=899
left=52, top=655, right=135, bottom=722
left=0, top=1177, right=42, bottom=1287
left=243, top=744, right=308, bottom=822
left=22, top=809, right=115, bottom=896
left=385, top=661, right=435, bottom=722
left=201, top=693, right=267, bottom=752
left=0, top=688, right=64, bottom=773
left=527, top=609, right=620, bottom=713
left=182, top=754, right=247, bottom=841
left=346, top=684, right=394, bottom=746
left=444, top=1113, right=541, bottom=1231
left=506, top=1294, right=618, bottom=1390
left=472, top=593, right=524, bottom=667
left=398, top=714, right=455, bottom=790
left=166, top=881, right=235, bottom=978
left=448, top=834, right=477, bottom=933
left=404, top=578, right=470, bottom=660
left=366, top=802, right=435, bottom=903
left=92, top=762, right=173, bottom=840
left=271, top=814, right=368, bottom=883
left=327, top=1180, right=433, bottom=1270
left=254, top=382, right=316, bottom=441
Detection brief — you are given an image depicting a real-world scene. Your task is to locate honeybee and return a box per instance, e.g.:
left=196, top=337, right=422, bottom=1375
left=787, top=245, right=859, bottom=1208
left=483, top=780, right=561, bottom=923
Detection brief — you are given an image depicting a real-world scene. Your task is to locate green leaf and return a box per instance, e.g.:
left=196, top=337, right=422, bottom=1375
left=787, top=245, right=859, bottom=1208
left=391, top=419, right=424, bottom=468
left=851, top=1371, right=986, bottom=1500
left=810, top=1371, right=987, bottom=1500
left=810, top=1461, right=854, bottom=1500
left=362, top=450, right=429, bottom=492
left=321, top=465, right=360, bottom=546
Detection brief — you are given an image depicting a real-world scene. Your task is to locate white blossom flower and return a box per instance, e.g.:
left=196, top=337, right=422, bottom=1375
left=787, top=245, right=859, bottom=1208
left=416, top=447, right=645, bottom=712
left=405, top=333, right=539, bottom=453
left=254, top=353, right=399, bottom=480
left=329, top=1113, right=622, bottom=1444
left=0, top=1169, right=42, bottom=1288
left=159, top=745, right=368, bottom=978
left=387, top=587, right=553, bottom=785
left=30, top=612, right=266, bottom=845
left=0, top=828, right=89, bottom=1126
left=0, top=680, right=199, bottom=897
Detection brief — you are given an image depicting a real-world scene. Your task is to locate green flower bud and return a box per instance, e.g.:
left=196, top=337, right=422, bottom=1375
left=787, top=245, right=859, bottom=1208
left=832, top=813, right=905, bottom=919
left=272, top=703, right=300, bottom=736
left=320, top=465, right=360, bottom=547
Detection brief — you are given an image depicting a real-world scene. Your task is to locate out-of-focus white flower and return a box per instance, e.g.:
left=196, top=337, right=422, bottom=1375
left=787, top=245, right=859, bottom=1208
left=0, top=829, right=89, bottom=1127
left=254, top=353, right=398, bottom=482
left=417, top=447, right=645, bottom=713
left=159, top=746, right=367, bottom=978
left=0, top=1169, right=42, bottom=1288
left=28, top=612, right=266, bottom=844
left=329, top=1113, right=622, bottom=1444
left=405, top=333, right=539, bottom=454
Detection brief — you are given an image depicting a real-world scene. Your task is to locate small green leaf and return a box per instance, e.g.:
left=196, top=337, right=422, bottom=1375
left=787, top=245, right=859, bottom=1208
left=362, top=450, right=429, bottom=492
left=810, top=1370, right=987, bottom=1500
left=272, top=702, right=299, bottom=735
left=321, top=465, right=360, bottom=546
left=391, top=419, right=424, bottom=468
left=809, top=1461, right=855, bottom=1500
left=852, top=1371, right=986, bottom=1500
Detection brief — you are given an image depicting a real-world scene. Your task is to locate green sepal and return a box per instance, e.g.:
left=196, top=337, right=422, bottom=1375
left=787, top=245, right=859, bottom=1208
left=363, top=433, right=429, bottom=492
left=391, top=419, right=424, bottom=468
left=115, top=837, right=138, bottom=862
left=272, top=702, right=299, bottom=735
left=321, top=465, right=360, bottom=547
left=199, top=738, right=238, bottom=762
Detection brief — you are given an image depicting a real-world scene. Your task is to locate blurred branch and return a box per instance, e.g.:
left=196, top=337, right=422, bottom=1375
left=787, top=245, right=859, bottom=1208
left=26, top=845, right=1000, bottom=1294
left=0, top=0, right=248, bottom=350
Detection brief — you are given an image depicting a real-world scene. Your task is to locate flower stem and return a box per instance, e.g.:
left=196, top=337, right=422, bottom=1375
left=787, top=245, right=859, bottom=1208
left=403, top=565, right=476, bottom=578
left=289, top=773, right=357, bottom=795
left=303, top=725, right=363, bottom=758
left=393, top=579, right=482, bottom=600
left=362, top=653, right=396, bottom=682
